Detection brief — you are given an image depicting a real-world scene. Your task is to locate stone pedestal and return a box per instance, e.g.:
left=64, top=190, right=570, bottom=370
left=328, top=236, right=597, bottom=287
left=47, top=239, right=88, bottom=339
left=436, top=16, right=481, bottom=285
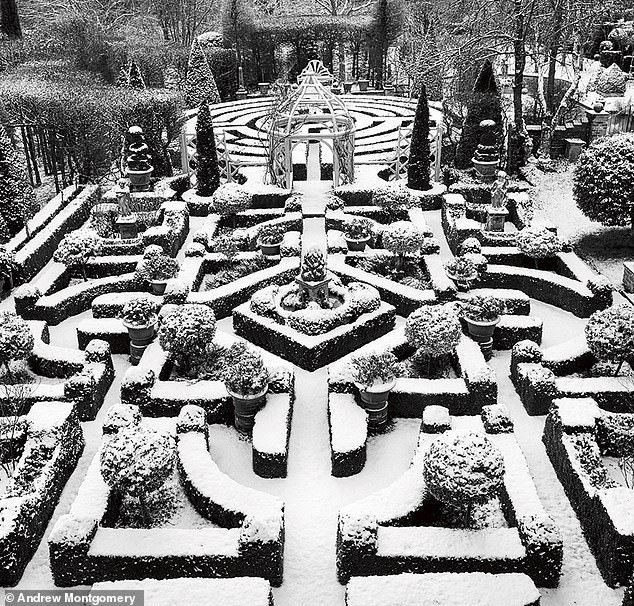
left=623, top=262, right=634, bottom=293
left=116, top=215, right=138, bottom=239
left=564, top=138, right=586, bottom=162
left=485, top=207, right=508, bottom=232
left=236, top=88, right=248, bottom=100
left=295, top=276, right=331, bottom=303
left=586, top=110, right=610, bottom=142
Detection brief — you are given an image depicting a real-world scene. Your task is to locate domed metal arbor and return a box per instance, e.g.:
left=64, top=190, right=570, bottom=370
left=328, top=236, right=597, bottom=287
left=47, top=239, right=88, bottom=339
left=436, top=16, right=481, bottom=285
left=266, top=60, right=355, bottom=189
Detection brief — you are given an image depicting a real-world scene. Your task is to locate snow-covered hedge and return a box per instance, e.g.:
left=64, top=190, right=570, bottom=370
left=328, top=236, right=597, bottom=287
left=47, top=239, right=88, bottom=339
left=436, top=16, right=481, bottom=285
left=0, top=401, right=84, bottom=585
left=48, top=405, right=285, bottom=587
left=337, top=410, right=562, bottom=587
left=543, top=398, right=634, bottom=587
left=328, top=392, right=367, bottom=477
left=141, top=201, right=189, bottom=257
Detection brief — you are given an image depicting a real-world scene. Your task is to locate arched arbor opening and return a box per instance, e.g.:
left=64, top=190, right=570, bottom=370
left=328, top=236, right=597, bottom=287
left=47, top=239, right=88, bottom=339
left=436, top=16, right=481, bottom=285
left=267, top=60, right=355, bottom=190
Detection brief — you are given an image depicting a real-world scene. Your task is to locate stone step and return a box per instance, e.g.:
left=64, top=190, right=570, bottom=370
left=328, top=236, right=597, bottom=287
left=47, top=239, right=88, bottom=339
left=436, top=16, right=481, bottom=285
left=345, top=572, right=540, bottom=606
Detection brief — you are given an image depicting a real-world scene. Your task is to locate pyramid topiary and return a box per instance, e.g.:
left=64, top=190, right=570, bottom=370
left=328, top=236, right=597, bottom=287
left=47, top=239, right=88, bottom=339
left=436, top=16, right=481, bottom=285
left=454, top=59, right=503, bottom=169
left=300, top=247, right=327, bottom=282
left=407, top=84, right=431, bottom=191
left=185, top=38, right=221, bottom=109
left=195, top=103, right=220, bottom=197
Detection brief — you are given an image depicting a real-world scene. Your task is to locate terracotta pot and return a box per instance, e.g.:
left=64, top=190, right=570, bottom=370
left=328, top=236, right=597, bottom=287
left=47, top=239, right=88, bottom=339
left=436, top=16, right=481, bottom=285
left=258, top=240, right=282, bottom=257
left=358, top=79, right=369, bottom=91
left=228, top=386, right=268, bottom=434
left=150, top=280, right=168, bottom=295
left=345, top=236, right=370, bottom=252
left=356, top=379, right=396, bottom=431
left=465, top=316, right=500, bottom=340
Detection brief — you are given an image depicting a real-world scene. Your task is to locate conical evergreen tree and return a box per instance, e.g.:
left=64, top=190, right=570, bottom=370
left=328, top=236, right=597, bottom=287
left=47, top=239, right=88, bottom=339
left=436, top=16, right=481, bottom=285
left=185, top=38, right=221, bottom=109
left=0, top=124, right=36, bottom=242
left=408, top=84, right=432, bottom=191
left=127, top=59, right=146, bottom=89
left=454, top=59, right=503, bottom=169
left=196, top=103, right=220, bottom=197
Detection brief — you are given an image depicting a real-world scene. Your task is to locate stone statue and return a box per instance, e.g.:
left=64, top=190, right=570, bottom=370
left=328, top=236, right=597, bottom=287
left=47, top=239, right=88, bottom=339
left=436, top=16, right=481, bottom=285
left=115, top=178, right=133, bottom=217
left=490, top=170, right=509, bottom=209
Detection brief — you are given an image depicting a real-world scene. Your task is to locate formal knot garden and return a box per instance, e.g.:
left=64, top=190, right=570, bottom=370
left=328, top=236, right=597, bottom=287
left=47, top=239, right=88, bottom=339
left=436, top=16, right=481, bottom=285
left=1, top=9, right=634, bottom=600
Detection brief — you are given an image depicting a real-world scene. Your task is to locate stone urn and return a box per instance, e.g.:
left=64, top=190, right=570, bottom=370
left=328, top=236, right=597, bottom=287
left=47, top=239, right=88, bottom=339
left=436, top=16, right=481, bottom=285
left=123, top=317, right=157, bottom=366
left=229, top=386, right=268, bottom=434
left=358, top=79, right=369, bottom=92
left=356, top=379, right=396, bottom=431
left=464, top=316, right=500, bottom=360
left=258, top=239, right=283, bottom=257
left=472, top=119, right=499, bottom=181
left=343, top=82, right=354, bottom=93
left=126, top=126, right=154, bottom=192
left=345, top=236, right=370, bottom=252
left=149, top=279, right=168, bottom=295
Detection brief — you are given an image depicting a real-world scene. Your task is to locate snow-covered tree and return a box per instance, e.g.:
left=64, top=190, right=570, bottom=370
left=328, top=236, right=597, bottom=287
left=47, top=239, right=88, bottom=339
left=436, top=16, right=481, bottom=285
left=196, top=102, right=220, bottom=197
left=53, top=228, right=101, bottom=281
left=185, top=38, right=221, bottom=109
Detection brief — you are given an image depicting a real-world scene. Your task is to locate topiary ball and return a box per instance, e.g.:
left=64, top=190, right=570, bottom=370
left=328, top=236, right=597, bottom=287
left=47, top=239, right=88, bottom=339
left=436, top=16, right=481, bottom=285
left=423, top=430, right=505, bottom=509
left=382, top=221, right=425, bottom=256
left=585, top=304, right=634, bottom=364
left=404, top=303, right=462, bottom=356
left=515, top=226, right=561, bottom=259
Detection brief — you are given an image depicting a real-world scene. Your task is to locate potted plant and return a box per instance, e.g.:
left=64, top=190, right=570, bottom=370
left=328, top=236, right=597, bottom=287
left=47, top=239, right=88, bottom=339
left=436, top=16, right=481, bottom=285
left=343, top=218, right=372, bottom=252
left=126, top=126, right=154, bottom=192
left=223, top=343, right=270, bottom=434
left=258, top=82, right=270, bottom=95
left=119, top=296, right=159, bottom=364
left=444, top=256, right=478, bottom=290
left=257, top=224, right=285, bottom=257
left=358, top=79, right=369, bottom=92
left=460, top=294, right=505, bottom=340
left=343, top=82, right=354, bottom=93
left=515, top=225, right=562, bottom=269
left=136, top=253, right=179, bottom=294
left=350, top=351, right=399, bottom=430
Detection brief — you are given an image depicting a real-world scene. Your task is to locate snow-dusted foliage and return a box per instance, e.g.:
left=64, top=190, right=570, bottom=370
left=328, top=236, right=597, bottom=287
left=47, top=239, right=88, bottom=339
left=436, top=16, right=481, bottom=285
left=459, top=237, right=482, bottom=254
left=382, top=221, right=425, bottom=258
left=0, top=310, right=34, bottom=368
left=100, top=425, right=175, bottom=499
left=460, top=295, right=505, bottom=322
left=300, top=246, right=327, bottom=282
left=135, top=253, right=179, bottom=282
left=405, top=304, right=462, bottom=356
left=223, top=343, right=269, bottom=396
left=423, top=430, right=505, bottom=510
left=159, top=304, right=217, bottom=368
left=373, top=185, right=416, bottom=214
left=211, top=183, right=251, bottom=217
left=184, top=38, right=221, bottom=108
left=574, top=133, right=634, bottom=229
left=119, top=296, right=159, bottom=327
left=53, top=228, right=101, bottom=273
left=585, top=304, right=634, bottom=369
left=515, top=226, right=561, bottom=258
left=350, top=351, right=398, bottom=389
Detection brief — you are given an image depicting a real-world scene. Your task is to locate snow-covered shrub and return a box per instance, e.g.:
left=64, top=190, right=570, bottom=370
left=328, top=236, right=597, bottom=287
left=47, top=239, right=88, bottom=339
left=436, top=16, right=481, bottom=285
left=300, top=246, right=327, bottom=282
left=135, top=253, right=179, bottom=282
left=223, top=343, right=269, bottom=396
left=459, top=237, right=481, bottom=254
left=250, top=285, right=279, bottom=318
left=143, top=244, right=164, bottom=259
left=53, top=228, right=101, bottom=280
left=0, top=246, right=15, bottom=279
left=405, top=304, right=462, bottom=356
left=585, top=304, right=634, bottom=374
left=574, top=133, right=634, bottom=231
left=184, top=37, right=221, bottom=108
left=185, top=242, right=206, bottom=257
left=444, top=255, right=477, bottom=279
left=287, top=303, right=337, bottom=335
left=257, top=224, right=284, bottom=245
left=382, top=221, right=425, bottom=270
left=350, top=351, right=398, bottom=389
left=344, top=217, right=372, bottom=240
left=0, top=310, right=34, bottom=372
left=163, top=279, right=190, bottom=305
left=211, top=183, right=251, bottom=222
left=462, top=251, right=488, bottom=274
left=100, top=425, right=175, bottom=524
left=373, top=185, right=415, bottom=215
left=159, top=304, right=216, bottom=371
left=595, top=63, right=627, bottom=96
left=515, top=226, right=561, bottom=259
left=102, top=403, right=142, bottom=435
left=481, top=404, right=513, bottom=433
left=119, top=296, right=159, bottom=327
left=460, top=295, right=505, bottom=322
left=423, top=430, right=505, bottom=520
